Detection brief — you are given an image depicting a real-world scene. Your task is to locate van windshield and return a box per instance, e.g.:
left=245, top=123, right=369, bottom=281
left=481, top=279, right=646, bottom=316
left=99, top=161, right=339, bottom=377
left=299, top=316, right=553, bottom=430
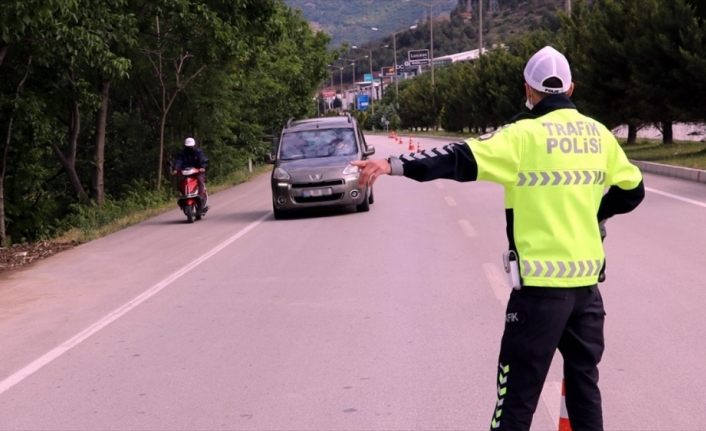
left=279, top=128, right=357, bottom=160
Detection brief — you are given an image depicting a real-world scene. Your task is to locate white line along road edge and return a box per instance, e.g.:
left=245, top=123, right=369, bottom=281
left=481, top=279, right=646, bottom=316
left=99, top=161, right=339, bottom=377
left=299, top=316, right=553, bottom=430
left=0, top=211, right=270, bottom=396
left=646, top=186, right=706, bottom=208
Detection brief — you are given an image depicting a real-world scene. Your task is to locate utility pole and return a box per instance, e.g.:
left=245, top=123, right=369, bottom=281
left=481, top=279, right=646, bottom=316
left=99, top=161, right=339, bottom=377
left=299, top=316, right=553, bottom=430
left=429, top=3, right=435, bottom=87
left=393, top=32, right=399, bottom=108
left=479, top=0, right=483, bottom=57
left=339, top=66, right=343, bottom=106
left=565, top=0, right=571, bottom=13
left=368, top=48, right=375, bottom=115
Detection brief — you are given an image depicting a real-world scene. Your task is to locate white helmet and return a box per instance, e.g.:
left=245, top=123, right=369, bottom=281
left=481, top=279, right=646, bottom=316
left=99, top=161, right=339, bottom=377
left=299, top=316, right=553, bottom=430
left=184, top=137, right=196, bottom=147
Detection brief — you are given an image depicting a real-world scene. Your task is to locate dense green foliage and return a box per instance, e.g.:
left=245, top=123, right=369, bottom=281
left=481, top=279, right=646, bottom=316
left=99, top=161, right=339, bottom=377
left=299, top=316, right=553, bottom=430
left=284, top=0, right=564, bottom=51
left=364, top=0, right=706, bottom=147
left=0, top=0, right=332, bottom=245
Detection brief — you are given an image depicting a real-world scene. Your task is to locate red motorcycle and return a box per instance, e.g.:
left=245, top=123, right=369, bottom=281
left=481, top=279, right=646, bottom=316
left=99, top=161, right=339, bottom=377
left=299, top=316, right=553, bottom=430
left=176, top=167, right=207, bottom=223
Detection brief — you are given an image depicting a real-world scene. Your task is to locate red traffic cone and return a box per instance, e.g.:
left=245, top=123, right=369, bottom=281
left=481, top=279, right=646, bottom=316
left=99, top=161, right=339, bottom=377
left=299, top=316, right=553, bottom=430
left=558, top=379, right=572, bottom=431
left=416, top=141, right=422, bottom=153
left=408, top=137, right=415, bottom=152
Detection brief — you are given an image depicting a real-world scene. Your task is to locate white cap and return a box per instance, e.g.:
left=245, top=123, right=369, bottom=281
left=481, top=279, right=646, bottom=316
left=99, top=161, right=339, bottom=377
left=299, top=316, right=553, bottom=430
left=523, top=46, right=572, bottom=94
left=184, top=137, right=196, bottom=147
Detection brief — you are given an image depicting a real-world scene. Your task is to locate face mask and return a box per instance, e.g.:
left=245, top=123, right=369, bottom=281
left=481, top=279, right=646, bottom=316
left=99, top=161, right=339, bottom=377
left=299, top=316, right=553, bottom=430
left=525, top=98, right=534, bottom=110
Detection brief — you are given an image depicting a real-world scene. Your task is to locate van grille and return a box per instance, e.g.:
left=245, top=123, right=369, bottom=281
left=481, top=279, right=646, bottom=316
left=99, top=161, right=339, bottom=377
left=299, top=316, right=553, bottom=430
left=291, top=180, right=344, bottom=189
left=294, top=193, right=344, bottom=203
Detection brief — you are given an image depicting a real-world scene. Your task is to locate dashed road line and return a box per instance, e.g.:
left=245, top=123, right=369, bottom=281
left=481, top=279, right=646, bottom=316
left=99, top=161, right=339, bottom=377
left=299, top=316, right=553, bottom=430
left=482, top=262, right=509, bottom=305
left=458, top=219, right=477, bottom=238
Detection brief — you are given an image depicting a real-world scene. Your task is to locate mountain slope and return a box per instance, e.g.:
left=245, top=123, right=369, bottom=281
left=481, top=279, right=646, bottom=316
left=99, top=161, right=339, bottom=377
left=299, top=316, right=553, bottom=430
left=284, top=0, right=566, bottom=49
left=283, top=0, right=458, bottom=46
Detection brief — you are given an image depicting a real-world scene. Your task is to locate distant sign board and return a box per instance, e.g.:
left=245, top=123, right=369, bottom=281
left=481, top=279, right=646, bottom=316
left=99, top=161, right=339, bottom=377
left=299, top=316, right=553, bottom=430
left=322, top=90, right=336, bottom=98
left=381, top=66, right=396, bottom=77
left=408, top=49, right=430, bottom=65
left=357, top=94, right=370, bottom=111
left=363, top=73, right=373, bottom=83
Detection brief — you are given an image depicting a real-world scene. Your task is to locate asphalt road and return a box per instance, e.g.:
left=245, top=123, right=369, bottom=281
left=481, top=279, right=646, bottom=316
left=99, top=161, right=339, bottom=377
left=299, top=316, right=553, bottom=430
left=0, top=134, right=704, bottom=430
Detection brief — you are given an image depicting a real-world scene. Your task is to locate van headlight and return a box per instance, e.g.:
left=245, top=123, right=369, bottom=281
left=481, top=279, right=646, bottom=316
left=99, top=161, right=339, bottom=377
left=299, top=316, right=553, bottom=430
left=273, top=167, right=291, bottom=180
left=342, top=164, right=360, bottom=175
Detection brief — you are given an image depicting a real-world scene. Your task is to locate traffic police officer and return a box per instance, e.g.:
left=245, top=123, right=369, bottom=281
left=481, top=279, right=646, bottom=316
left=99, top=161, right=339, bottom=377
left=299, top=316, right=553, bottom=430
left=352, top=46, right=645, bottom=430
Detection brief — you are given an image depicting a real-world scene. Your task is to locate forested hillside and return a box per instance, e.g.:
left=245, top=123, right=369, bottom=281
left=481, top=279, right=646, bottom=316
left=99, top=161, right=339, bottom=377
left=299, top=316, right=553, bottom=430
left=285, top=0, right=564, bottom=50
left=0, top=0, right=332, bottom=245
left=355, top=0, right=706, bottom=153
left=283, top=0, right=458, bottom=46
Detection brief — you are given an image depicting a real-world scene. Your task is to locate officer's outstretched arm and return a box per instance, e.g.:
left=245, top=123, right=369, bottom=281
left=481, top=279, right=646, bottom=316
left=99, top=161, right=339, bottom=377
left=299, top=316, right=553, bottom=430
left=390, top=142, right=478, bottom=183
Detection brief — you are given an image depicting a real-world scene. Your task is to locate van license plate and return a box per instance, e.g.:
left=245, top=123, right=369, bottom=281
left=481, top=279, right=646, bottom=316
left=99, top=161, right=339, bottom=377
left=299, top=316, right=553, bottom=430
left=302, top=188, right=332, bottom=198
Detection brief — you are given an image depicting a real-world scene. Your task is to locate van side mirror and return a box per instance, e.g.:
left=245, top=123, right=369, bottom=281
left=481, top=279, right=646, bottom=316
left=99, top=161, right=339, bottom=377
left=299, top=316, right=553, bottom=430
left=363, top=146, right=375, bottom=157
left=267, top=153, right=276, bottom=164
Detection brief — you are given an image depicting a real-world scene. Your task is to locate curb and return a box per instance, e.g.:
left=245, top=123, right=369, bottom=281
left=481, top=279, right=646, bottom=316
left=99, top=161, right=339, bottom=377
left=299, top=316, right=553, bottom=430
left=631, top=160, right=706, bottom=184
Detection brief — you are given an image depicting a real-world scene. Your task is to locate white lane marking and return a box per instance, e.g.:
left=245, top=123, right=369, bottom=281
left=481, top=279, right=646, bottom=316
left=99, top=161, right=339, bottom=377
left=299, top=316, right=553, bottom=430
left=0, top=212, right=270, bottom=396
left=482, top=262, right=508, bottom=306
left=458, top=219, right=477, bottom=238
left=541, top=380, right=562, bottom=427
left=646, top=186, right=706, bottom=208
left=445, top=196, right=458, bottom=207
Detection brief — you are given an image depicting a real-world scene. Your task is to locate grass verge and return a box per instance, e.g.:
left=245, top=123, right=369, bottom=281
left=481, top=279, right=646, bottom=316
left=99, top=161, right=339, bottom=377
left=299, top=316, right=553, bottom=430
left=56, top=164, right=271, bottom=245
left=621, top=140, right=706, bottom=169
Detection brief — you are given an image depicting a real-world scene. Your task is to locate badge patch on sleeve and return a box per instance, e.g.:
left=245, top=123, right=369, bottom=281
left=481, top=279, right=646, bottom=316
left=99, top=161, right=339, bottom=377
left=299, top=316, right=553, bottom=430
left=479, top=132, right=496, bottom=141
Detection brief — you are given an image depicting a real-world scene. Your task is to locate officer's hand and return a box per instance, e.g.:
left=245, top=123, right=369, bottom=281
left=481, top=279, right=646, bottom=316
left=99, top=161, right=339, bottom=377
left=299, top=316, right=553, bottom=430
left=350, top=159, right=391, bottom=186
left=199, top=168, right=206, bottom=173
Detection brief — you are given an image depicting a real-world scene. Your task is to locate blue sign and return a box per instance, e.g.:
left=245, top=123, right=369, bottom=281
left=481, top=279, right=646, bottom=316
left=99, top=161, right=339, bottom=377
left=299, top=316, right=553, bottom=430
left=357, top=94, right=370, bottom=111
left=363, top=73, right=373, bottom=83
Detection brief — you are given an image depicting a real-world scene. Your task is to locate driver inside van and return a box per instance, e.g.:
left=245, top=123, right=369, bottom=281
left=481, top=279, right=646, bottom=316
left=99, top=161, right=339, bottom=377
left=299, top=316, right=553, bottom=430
left=330, top=130, right=356, bottom=156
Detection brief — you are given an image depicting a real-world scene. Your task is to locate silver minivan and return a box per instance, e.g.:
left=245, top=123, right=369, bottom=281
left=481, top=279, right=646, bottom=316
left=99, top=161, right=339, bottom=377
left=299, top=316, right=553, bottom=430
left=270, top=114, right=375, bottom=219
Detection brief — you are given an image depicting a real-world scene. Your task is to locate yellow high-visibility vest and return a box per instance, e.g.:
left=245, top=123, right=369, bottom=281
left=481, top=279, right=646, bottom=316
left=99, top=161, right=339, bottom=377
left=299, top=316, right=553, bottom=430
left=466, top=108, right=642, bottom=287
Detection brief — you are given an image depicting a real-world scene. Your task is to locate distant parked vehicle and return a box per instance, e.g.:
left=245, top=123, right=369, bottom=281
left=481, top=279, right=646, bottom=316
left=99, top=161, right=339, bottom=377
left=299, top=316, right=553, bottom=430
left=269, top=114, right=375, bottom=219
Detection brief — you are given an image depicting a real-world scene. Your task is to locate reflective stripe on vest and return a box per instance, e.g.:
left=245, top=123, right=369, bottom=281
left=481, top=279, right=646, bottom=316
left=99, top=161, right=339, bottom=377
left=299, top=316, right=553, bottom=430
left=521, top=259, right=603, bottom=278
left=517, top=170, right=606, bottom=187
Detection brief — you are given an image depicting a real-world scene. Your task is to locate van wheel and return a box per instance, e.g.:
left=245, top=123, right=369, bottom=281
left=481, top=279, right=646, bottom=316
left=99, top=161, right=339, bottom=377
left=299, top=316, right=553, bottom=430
left=273, top=205, right=287, bottom=220
left=356, top=195, right=370, bottom=212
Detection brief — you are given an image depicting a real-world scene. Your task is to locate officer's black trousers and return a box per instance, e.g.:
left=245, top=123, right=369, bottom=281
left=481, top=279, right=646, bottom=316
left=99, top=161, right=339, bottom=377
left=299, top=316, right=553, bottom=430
left=490, top=285, right=606, bottom=431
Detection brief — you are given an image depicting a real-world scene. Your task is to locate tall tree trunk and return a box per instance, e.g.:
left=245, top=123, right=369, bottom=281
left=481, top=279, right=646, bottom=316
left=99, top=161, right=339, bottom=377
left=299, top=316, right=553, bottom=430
left=1, top=55, right=31, bottom=246
left=52, top=100, right=89, bottom=202
left=92, top=79, right=110, bottom=205
left=627, top=123, right=637, bottom=145
left=662, top=121, right=673, bottom=145
left=0, top=43, right=7, bottom=68
left=157, top=111, right=167, bottom=190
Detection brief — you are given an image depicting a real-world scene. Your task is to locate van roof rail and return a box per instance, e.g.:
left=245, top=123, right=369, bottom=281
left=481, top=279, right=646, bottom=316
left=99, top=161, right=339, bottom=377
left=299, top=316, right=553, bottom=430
left=345, top=112, right=352, bottom=123
left=286, top=117, right=295, bottom=127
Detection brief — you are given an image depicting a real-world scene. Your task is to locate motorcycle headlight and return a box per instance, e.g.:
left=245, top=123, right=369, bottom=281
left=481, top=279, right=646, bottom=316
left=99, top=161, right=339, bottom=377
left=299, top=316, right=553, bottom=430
left=342, top=163, right=360, bottom=175
left=273, top=167, right=291, bottom=181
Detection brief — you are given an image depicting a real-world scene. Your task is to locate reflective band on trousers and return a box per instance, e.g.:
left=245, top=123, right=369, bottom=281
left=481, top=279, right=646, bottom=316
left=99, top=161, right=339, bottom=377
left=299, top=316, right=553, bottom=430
left=517, top=170, right=606, bottom=186
left=521, top=259, right=603, bottom=277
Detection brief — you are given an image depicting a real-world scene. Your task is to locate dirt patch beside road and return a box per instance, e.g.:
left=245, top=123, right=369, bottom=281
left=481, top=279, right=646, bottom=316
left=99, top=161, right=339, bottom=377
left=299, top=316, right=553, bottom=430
left=0, top=241, right=79, bottom=274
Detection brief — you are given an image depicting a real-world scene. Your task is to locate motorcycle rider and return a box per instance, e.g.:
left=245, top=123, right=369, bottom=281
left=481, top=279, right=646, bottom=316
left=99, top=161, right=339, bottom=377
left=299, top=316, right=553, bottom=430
left=172, top=137, right=209, bottom=211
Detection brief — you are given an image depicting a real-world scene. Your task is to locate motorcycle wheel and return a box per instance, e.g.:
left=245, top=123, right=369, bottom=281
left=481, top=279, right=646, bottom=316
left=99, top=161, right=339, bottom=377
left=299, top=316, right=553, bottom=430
left=185, top=205, right=195, bottom=223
